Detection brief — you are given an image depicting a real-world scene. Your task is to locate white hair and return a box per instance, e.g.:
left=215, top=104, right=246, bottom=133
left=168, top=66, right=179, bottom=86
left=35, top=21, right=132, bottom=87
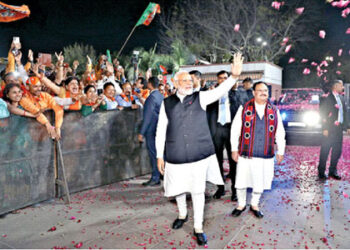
left=174, top=70, right=190, bottom=81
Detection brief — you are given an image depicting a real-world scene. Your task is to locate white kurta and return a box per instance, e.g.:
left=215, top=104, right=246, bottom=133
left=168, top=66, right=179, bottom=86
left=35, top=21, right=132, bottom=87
left=230, top=103, right=286, bottom=193
left=156, top=77, right=238, bottom=197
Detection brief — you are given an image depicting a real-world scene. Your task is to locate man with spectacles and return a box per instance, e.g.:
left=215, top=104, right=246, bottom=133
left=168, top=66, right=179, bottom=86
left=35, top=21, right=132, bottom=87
left=230, top=81, right=285, bottom=218
left=156, top=53, right=244, bottom=246
left=207, top=70, right=246, bottom=201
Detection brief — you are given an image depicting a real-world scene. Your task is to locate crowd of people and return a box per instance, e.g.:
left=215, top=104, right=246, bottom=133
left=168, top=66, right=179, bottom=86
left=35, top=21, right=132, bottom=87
left=0, top=40, right=173, bottom=139
left=2, top=40, right=349, bottom=247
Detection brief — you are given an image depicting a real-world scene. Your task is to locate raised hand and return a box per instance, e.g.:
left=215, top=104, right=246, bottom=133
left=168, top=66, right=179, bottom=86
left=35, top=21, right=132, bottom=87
left=55, top=51, right=64, bottom=65
left=28, top=49, right=34, bottom=62
left=72, top=60, right=80, bottom=70
left=86, top=55, right=92, bottom=65
left=231, top=52, right=244, bottom=77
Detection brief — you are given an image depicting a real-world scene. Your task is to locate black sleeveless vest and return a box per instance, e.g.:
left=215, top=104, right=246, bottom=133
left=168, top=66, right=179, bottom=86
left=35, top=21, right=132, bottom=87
left=164, top=92, right=215, bottom=164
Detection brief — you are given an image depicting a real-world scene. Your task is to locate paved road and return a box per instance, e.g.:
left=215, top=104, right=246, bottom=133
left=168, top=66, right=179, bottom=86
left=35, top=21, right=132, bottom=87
left=0, top=137, right=349, bottom=249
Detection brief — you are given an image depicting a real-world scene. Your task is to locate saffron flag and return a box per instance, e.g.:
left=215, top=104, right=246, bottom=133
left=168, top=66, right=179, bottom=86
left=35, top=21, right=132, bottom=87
left=159, top=64, right=168, bottom=75
left=0, top=1, right=30, bottom=22
left=136, top=2, right=160, bottom=27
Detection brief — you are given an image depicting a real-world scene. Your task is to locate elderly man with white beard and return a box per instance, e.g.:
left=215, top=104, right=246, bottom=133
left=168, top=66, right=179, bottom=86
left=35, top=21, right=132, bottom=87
left=156, top=53, right=244, bottom=246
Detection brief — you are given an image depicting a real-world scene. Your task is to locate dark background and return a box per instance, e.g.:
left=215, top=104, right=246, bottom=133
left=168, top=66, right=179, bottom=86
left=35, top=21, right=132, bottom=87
left=1, top=0, right=350, bottom=86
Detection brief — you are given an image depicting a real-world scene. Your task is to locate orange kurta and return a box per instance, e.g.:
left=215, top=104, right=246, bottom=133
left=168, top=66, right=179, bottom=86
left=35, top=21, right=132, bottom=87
left=19, top=92, right=64, bottom=128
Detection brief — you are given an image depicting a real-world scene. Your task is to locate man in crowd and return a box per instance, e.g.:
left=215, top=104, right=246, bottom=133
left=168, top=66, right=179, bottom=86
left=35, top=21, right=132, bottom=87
left=19, top=76, right=64, bottom=140
left=189, top=70, right=202, bottom=92
left=242, top=77, right=254, bottom=101
left=318, top=80, right=350, bottom=180
left=116, top=82, right=142, bottom=109
left=230, top=81, right=285, bottom=218
left=156, top=53, right=243, bottom=246
left=207, top=70, right=244, bottom=201
left=138, top=76, right=164, bottom=186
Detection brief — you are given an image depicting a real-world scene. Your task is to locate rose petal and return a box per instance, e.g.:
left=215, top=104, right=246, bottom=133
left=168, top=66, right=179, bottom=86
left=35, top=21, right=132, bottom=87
left=303, top=68, right=310, bottom=75
left=288, top=57, right=295, bottom=63
left=285, top=44, right=292, bottom=53
left=234, top=24, right=240, bottom=32
left=296, top=7, right=304, bottom=15
left=319, top=30, right=326, bottom=39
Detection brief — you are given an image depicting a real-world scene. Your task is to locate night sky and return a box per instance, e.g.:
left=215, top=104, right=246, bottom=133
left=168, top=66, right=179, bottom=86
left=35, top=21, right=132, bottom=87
left=0, top=0, right=169, bottom=57
left=1, top=0, right=350, bottom=86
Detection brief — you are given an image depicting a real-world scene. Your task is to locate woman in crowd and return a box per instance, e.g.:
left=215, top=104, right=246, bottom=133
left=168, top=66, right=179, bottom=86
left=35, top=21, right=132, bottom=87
left=2, top=83, right=38, bottom=118
left=81, top=85, right=107, bottom=117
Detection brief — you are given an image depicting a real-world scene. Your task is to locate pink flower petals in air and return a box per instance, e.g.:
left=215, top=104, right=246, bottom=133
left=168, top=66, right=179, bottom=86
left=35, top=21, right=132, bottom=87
left=338, top=49, right=343, bottom=56
left=285, top=44, right=292, bottom=53
left=234, top=24, right=240, bottom=32
left=288, top=57, right=295, bottom=63
left=303, top=68, right=311, bottom=75
left=346, top=28, right=350, bottom=34
left=272, top=1, right=285, bottom=10
left=319, top=30, right=326, bottom=39
left=334, top=121, right=340, bottom=126
left=342, top=8, right=350, bottom=17
left=295, top=7, right=304, bottom=15
left=301, top=59, right=308, bottom=63
left=281, top=37, right=289, bottom=46
left=332, top=0, right=350, bottom=8
left=343, top=191, right=349, bottom=198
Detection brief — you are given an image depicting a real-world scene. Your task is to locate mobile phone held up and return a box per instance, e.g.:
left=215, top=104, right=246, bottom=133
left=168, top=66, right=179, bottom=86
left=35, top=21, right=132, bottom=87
left=97, top=89, right=103, bottom=96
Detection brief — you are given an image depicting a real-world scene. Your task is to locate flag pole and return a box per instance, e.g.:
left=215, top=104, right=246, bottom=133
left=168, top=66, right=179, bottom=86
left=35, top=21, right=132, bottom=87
left=116, top=24, right=138, bottom=58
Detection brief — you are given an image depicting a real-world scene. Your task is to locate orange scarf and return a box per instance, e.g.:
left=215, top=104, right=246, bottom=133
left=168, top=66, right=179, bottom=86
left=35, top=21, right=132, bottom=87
left=120, top=93, right=134, bottom=103
left=65, top=91, right=81, bottom=110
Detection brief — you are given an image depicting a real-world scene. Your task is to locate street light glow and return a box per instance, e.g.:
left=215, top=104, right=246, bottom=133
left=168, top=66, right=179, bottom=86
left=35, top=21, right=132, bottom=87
left=262, top=41, right=267, bottom=46
left=256, top=37, right=262, bottom=43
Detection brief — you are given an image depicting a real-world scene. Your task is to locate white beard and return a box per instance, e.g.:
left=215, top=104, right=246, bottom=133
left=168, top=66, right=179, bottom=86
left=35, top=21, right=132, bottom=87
left=178, top=87, right=193, bottom=96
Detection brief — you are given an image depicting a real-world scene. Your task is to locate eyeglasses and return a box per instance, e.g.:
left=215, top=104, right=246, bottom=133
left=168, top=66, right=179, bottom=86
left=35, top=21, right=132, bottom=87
left=177, top=79, right=193, bottom=83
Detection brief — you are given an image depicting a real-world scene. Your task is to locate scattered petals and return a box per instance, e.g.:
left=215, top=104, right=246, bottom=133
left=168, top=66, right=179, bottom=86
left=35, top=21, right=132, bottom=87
left=234, top=24, right=240, bottom=32
left=285, top=44, right=292, bottom=53
left=343, top=191, right=349, bottom=198
left=346, top=28, right=350, bottom=34
left=319, top=30, right=326, bottom=39
left=48, top=226, right=57, bottom=232
left=336, top=70, right=342, bottom=75
left=295, top=7, right=304, bottom=15
left=301, top=59, right=308, bottom=63
left=69, top=216, right=76, bottom=220
left=338, top=49, right=343, bottom=56
left=288, top=57, right=295, bottom=63
left=281, top=37, right=289, bottom=46
left=303, top=68, right=310, bottom=75
left=342, top=7, right=350, bottom=17
left=272, top=1, right=285, bottom=10
left=335, top=121, right=340, bottom=126
left=74, top=242, right=83, bottom=248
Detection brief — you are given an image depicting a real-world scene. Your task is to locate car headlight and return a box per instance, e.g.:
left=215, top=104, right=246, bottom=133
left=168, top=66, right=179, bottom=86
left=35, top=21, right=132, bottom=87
left=281, top=112, right=287, bottom=121
left=303, top=111, right=320, bottom=126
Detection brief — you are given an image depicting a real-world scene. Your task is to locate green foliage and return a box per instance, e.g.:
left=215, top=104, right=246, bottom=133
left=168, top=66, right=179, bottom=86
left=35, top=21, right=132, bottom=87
left=62, top=43, right=97, bottom=75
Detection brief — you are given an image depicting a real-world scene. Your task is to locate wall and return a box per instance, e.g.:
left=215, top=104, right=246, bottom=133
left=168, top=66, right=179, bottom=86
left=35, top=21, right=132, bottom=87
left=0, top=109, right=150, bottom=215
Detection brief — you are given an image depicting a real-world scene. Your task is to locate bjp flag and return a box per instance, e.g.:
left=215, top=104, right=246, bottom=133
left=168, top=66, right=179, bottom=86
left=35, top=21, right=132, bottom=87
left=0, top=1, right=30, bottom=23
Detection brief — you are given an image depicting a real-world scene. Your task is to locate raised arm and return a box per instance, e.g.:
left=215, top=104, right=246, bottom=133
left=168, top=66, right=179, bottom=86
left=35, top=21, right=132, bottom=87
left=199, top=52, right=244, bottom=109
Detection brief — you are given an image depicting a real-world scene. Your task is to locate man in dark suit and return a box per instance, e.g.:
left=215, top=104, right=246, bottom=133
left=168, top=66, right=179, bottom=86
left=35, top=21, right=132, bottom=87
left=318, top=80, right=350, bottom=180
left=138, top=76, right=164, bottom=186
left=207, top=70, right=246, bottom=200
left=242, top=77, right=254, bottom=101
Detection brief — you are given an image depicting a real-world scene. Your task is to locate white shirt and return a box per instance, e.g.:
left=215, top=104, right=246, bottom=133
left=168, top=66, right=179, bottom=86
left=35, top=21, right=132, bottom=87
left=217, top=92, right=231, bottom=124
left=97, top=75, right=122, bottom=95
left=230, top=102, right=286, bottom=155
left=156, top=76, right=237, bottom=159
left=332, top=92, right=343, bottom=123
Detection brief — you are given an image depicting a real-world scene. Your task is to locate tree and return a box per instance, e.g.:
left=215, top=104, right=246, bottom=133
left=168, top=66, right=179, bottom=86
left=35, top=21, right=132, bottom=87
left=159, top=0, right=325, bottom=64
left=63, top=43, right=97, bottom=74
